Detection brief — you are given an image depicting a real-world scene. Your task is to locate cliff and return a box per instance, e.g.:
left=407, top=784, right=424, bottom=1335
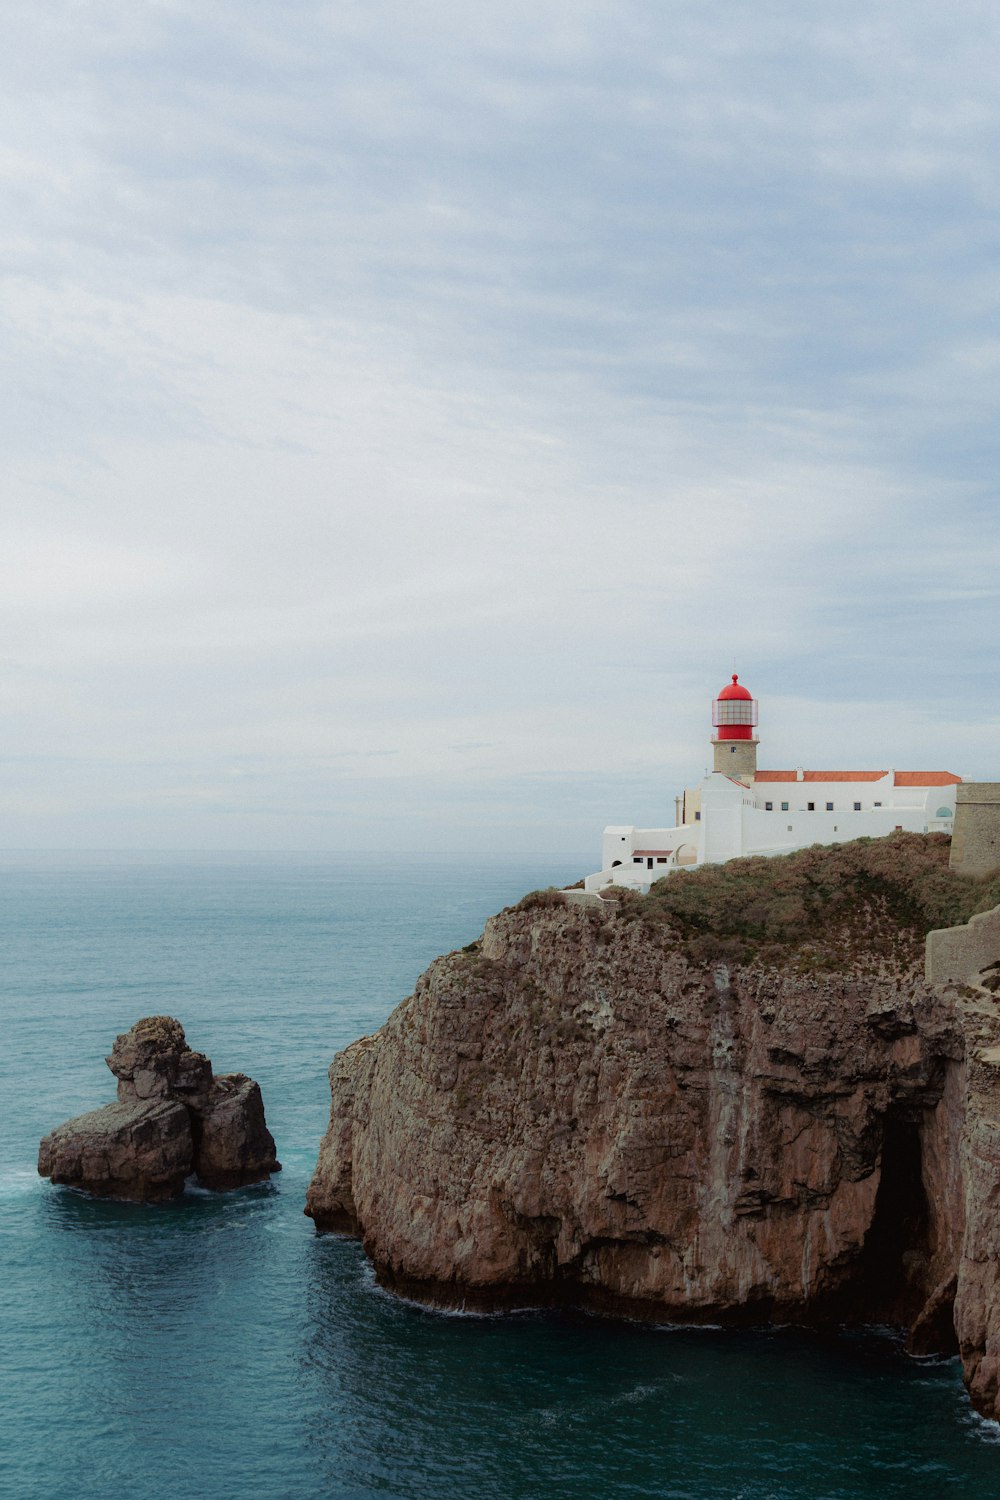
left=305, top=834, right=1000, bottom=1420
left=39, top=1017, right=280, bottom=1200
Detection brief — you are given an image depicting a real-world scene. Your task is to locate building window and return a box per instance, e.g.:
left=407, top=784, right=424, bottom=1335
left=781, top=801, right=789, bottom=811
left=656, top=857, right=667, bottom=864
left=874, top=801, right=882, bottom=807
left=730, top=746, right=737, bottom=753
left=787, top=825, right=793, bottom=832
left=826, top=802, right=833, bottom=811
left=765, top=801, right=773, bottom=811
left=695, top=811, right=701, bottom=821
left=807, top=802, right=815, bottom=811
left=854, top=802, right=861, bottom=811
left=633, top=857, right=643, bottom=864
left=895, top=825, right=902, bottom=831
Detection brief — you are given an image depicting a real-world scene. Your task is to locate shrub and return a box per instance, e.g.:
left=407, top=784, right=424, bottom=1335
left=629, top=832, right=1000, bottom=971
left=512, top=887, right=566, bottom=913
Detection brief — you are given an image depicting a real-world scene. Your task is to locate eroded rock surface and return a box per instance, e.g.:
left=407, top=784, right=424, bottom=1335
left=306, top=894, right=1000, bottom=1421
left=39, top=1017, right=280, bottom=1201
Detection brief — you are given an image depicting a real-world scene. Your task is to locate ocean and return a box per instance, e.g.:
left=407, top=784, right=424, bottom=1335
left=2, top=851, right=998, bottom=1500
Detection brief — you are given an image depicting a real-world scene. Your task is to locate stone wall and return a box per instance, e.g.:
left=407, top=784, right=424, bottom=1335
left=950, top=783, right=1000, bottom=877
left=926, top=904, right=1000, bottom=986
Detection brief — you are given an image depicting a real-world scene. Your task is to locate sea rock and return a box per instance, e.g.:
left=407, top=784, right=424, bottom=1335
left=195, top=1074, right=279, bottom=1191
left=305, top=894, right=1000, bottom=1422
left=38, top=1097, right=193, bottom=1202
left=39, top=1017, right=280, bottom=1200
left=108, top=1014, right=212, bottom=1101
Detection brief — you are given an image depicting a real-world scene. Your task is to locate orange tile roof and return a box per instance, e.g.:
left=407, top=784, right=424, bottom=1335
left=633, top=849, right=673, bottom=856
left=893, top=771, right=962, bottom=787
left=754, top=770, right=960, bottom=786
left=754, top=770, right=888, bottom=783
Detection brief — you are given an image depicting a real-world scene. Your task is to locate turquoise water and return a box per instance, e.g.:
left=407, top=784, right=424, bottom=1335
left=2, top=852, right=999, bottom=1500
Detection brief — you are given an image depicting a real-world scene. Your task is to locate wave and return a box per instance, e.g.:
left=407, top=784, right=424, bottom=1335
left=0, top=1167, right=43, bottom=1199
left=356, top=1258, right=544, bottom=1321
left=961, top=1407, right=1000, bottom=1444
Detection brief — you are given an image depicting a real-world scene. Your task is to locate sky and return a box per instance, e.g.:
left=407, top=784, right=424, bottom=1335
left=3, top=0, right=999, bottom=854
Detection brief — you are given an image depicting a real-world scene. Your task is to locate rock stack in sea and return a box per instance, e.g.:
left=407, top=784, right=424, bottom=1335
left=39, top=1016, right=280, bottom=1201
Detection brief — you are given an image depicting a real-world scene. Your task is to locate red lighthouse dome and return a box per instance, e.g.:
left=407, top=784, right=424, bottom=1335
left=712, top=674, right=758, bottom=741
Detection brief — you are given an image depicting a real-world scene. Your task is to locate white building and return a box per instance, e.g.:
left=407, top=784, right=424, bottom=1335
left=585, top=675, right=962, bottom=893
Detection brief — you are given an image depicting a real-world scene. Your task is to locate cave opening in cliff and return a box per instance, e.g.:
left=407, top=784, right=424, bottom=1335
left=852, top=1110, right=933, bottom=1329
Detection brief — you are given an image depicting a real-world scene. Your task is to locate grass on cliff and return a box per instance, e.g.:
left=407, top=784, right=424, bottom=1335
left=612, top=833, right=1000, bottom=971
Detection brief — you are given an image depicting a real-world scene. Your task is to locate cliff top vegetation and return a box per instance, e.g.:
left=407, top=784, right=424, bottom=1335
left=606, top=834, right=1000, bottom=972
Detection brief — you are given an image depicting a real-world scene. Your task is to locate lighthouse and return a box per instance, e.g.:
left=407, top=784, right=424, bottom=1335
left=712, top=674, right=758, bottom=782
left=585, top=671, right=962, bottom=891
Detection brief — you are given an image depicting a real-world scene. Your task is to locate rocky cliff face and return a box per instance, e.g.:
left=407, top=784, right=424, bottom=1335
left=306, top=881, right=1000, bottom=1421
left=39, top=1017, right=280, bottom=1200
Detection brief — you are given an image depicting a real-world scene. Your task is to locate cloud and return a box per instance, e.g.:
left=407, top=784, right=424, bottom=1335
left=1, top=1, right=999, bottom=848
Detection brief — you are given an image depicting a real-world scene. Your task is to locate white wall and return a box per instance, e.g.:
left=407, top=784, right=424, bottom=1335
left=751, top=775, right=957, bottom=817
left=587, top=774, right=958, bottom=889
left=739, top=802, right=951, bottom=860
